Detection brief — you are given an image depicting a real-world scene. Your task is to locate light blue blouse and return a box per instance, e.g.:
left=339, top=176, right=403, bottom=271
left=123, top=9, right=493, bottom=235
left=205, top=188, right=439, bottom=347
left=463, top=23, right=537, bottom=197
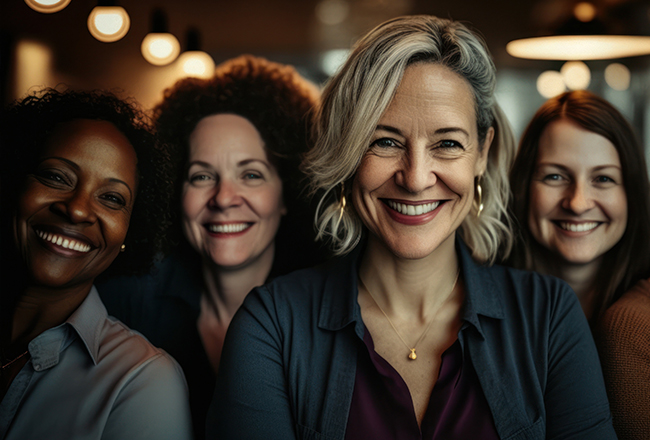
left=0, top=287, right=193, bottom=440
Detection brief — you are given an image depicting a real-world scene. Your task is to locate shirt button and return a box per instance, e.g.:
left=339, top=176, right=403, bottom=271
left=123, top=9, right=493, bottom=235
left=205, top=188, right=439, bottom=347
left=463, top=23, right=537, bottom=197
left=33, top=364, right=41, bottom=371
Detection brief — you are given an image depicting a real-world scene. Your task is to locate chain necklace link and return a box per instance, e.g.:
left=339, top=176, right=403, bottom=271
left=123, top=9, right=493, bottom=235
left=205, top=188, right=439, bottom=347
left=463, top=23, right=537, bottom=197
left=359, top=269, right=460, bottom=361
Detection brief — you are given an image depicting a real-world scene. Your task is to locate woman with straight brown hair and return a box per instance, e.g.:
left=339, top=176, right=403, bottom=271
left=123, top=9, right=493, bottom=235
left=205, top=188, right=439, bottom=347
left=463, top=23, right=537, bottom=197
left=509, top=90, right=650, bottom=439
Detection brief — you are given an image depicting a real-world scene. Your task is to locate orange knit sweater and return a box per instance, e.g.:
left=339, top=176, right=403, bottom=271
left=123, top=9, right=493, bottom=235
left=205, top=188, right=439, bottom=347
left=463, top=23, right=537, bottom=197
left=596, top=278, right=650, bottom=440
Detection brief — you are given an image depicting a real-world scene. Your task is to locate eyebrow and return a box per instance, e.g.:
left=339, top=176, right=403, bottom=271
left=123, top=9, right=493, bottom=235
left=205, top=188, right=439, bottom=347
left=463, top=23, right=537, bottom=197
left=187, top=159, right=272, bottom=170
left=537, top=163, right=622, bottom=172
left=375, top=124, right=470, bottom=138
left=43, top=156, right=134, bottom=198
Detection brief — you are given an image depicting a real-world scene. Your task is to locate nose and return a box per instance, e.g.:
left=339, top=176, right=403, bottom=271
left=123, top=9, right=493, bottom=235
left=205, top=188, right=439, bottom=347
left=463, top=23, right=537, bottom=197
left=207, top=178, right=243, bottom=210
left=51, top=190, right=98, bottom=224
left=394, top=149, right=437, bottom=194
left=563, top=182, right=595, bottom=214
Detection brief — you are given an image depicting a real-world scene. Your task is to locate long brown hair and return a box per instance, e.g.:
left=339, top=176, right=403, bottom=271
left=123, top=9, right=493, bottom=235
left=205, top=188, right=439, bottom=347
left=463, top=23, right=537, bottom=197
left=509, top=90, right=650, bottom=323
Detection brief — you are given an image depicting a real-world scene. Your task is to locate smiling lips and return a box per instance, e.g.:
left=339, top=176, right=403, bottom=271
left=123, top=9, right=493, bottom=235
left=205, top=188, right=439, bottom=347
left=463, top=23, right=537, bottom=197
left=36, top=229, right=92, bottom=253
left=387, top=200, right=441, bottom=216
left=556, top=221, right=600, bottom=232
left=206, top=223, right=251, bottom=234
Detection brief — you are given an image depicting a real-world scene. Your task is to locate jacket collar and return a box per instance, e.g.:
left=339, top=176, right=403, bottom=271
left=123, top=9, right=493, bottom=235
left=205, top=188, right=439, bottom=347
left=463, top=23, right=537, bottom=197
left=317, top=235, right=504, bottom=338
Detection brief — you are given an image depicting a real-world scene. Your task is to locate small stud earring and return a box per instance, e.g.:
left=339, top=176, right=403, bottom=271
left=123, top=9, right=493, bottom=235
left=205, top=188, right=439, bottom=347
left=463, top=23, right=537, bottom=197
left=120, top=244, right=126, bottom=253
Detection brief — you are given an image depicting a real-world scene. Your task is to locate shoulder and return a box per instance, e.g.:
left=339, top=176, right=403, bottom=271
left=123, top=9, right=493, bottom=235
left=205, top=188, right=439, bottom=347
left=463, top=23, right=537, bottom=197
left=600, top=277, right=650, bottom=337
left=97, top=316, right=185, bottom=380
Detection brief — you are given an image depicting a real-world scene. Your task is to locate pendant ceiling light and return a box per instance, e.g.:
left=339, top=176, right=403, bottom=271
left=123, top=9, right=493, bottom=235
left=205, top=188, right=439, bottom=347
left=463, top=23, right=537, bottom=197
left=87, top=1, right=130, bottom=43
left=177, top=28, right=215, bottom=79
left=507, top=1, right=650, bottom=60
left=24, top=0, right=71, bottom=14
left=141, top=9, right=180, bottom=66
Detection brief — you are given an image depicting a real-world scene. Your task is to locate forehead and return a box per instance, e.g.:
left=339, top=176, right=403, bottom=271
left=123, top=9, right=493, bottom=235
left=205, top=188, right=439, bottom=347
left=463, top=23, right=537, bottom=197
left=44, top=119, right=137, bottom=174
left=380, top=63, right=477, bottom=134
left=188, top=114, right=267, bottom=162
left=537, top=119, right=621, bottom=168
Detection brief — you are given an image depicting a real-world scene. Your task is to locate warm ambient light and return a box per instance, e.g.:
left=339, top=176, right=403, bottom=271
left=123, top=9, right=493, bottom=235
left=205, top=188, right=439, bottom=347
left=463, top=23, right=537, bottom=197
left=87, top=6, right=130, bottom=43
left=178, top=51, right=215, bottom=79
left=24, top=0, right=71, bottom=14
left=604, top=63, right=631, bottom=91
left=537, top=71, right=566, bottom=98
left=141, top=33, right=181, bottom=66
left=574, top=2, right=596, bottom=22
left=507, top=35, right=650, bottom=60
left=560, top=61, right=591, bottom=90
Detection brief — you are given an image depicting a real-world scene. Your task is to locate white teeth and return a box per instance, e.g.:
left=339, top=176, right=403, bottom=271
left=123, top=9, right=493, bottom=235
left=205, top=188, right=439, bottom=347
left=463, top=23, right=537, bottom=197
left=559, top=222, right=599, bottom=232
left=387, top=200, right=440, bottom=216
left=36, top=230, right=91, bottom=252
left=208, top=223, right=250, bottom=233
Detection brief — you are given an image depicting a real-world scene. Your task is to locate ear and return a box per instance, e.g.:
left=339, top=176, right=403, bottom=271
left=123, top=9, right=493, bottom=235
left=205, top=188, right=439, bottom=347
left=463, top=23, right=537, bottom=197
left=475, top=126, right=494, bottom=176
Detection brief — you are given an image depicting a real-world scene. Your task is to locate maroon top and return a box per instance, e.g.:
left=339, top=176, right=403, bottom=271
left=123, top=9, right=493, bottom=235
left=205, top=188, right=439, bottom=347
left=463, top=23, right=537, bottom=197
left=344, top=326, right=500, bottom=439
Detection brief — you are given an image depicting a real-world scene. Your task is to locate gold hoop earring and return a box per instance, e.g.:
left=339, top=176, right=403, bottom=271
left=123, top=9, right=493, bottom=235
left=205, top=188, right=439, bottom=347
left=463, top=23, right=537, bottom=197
left=336, top=183, right=346, bottom=226
left=120, top=244, right=126, bottom=253
left=474, top=177, right=484, bottom=218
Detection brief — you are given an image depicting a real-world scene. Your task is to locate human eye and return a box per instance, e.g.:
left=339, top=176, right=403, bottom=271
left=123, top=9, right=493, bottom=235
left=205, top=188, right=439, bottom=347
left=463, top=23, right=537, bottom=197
left=100, top=192, right=127, bottom=208
left=438, top=139, right=464, bottom=150
left=34, top=168, right=71, bottom=187
left=370, top=138, right=398, bottom=149
left=543, top=174, right=563, bottom=182
left=188, top=172, right=214, bottom=186
left=243, top=171, right=263, bottom=180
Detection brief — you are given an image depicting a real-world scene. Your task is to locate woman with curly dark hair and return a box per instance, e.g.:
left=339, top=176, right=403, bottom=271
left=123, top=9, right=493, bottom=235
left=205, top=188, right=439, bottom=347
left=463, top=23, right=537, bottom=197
left=97, top=55, right=326, bottom=439
left=0, top=88, right=192, bottom=439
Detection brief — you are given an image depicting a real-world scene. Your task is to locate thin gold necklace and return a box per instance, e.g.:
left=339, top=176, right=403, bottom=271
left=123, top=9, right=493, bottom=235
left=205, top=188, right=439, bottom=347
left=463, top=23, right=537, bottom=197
left=359, top=269, right=460, bottom=361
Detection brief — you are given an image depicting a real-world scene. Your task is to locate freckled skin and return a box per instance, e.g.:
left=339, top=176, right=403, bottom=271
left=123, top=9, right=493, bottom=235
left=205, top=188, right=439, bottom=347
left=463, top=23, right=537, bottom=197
left=528, top=118, right=627, bottom=268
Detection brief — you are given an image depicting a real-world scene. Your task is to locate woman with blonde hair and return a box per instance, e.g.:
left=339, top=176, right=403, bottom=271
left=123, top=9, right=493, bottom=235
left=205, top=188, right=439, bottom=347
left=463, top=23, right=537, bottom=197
left=208, top=16, right=615, bottom=439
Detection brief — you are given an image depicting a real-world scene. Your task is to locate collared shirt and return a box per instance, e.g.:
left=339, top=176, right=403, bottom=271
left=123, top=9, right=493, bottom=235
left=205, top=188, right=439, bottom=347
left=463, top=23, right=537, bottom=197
left=208, top=237, right=617, bottom=440
left=0, top=287, right=193, bottom=440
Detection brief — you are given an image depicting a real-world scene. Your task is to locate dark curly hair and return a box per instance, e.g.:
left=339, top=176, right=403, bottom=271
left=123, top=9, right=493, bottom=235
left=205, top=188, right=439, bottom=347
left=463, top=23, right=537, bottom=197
left=154, top=55, right=326, bottom=275
left=1, top=88, right=175, bottom=278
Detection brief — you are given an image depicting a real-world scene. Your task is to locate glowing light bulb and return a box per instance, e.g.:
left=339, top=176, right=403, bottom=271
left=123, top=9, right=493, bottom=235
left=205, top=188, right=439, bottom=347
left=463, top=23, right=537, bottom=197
left=87, top=6, right=131, bottom=43
left=605, top=63, right=631, bottom=91
left=574, top=2, right=596, bottom=22
left=141, top=33, right=181, bottom=66
left=537, top=71, right=566, bottom=98
left=24, top=0, right=71, bottom=14
left=560, top=61, right=591, bottom=90
left=177, top=51, right=215, bottom=79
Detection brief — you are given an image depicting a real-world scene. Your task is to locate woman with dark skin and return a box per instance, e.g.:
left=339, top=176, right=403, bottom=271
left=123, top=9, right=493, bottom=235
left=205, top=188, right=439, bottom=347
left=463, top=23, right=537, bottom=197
left=509, top=90, right=650, bottom=439
left=97, top=55, right=326, bottom=439
left=0, top=89, right=192, bottom=440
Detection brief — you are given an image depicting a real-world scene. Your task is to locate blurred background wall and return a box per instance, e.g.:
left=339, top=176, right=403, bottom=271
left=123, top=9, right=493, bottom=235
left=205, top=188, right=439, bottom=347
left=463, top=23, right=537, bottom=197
left=2, top=0, right=649, bottom=161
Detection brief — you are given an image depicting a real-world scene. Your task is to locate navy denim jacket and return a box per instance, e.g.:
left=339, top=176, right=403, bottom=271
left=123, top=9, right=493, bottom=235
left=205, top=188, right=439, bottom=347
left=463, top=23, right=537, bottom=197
left=208, top=239, right=616, bottom=440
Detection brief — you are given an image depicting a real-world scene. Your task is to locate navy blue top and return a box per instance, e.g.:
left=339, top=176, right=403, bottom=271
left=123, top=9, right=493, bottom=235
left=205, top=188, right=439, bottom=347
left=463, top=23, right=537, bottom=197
left=344, top=329, right=499, bottom=439
left=208, top=238, right=616, bottom=440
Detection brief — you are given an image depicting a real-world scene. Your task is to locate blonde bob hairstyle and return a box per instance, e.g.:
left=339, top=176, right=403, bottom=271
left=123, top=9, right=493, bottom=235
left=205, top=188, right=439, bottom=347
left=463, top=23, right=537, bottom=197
left=303, top=15, right=515, bottom=263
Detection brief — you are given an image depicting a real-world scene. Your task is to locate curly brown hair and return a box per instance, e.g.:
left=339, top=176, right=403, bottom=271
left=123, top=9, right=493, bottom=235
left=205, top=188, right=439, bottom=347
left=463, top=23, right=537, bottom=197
left=154, top=55, right=325, bottom=275
left=1, top=88, right=175, bottom=278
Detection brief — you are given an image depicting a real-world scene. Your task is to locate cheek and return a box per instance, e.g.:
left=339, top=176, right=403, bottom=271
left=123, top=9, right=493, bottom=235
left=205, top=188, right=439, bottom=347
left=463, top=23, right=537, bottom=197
left=181, top=185, right=206, bottom=223
left=254, top=184, right=285, bottom=221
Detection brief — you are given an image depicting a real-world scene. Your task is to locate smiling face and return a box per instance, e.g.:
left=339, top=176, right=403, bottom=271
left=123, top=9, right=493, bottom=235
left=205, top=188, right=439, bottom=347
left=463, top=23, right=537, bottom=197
left=13, top=119, right=138, bottom=290
left=351, top=63, right=493, bottom=260
left=528, top=118, right=627, bottom=267
left=182, top=114, right=285, bottom=270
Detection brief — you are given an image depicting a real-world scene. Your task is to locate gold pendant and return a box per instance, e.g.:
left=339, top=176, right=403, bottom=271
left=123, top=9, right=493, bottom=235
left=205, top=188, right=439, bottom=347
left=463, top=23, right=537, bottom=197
left=408, top=349, right=417, bottom=360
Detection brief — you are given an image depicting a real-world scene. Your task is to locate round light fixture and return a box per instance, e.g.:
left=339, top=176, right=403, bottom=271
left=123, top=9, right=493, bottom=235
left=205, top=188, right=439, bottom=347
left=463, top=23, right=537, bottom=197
left=141, top=33, right=181, bottom=66
left=87, top=6, right=131, bottom=43
left=560, top=61, right=591, bottom=90
left=24, top=0, right=71, bottom=14
left=574, top=2, right=597, bottom=22
left=178, top=51, right=215, bottom=79
left=604, top=63, right=631, bottom=91
left=507, top=35, right=650, bottom=60
left=537, top=71, right=566, bottom=98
